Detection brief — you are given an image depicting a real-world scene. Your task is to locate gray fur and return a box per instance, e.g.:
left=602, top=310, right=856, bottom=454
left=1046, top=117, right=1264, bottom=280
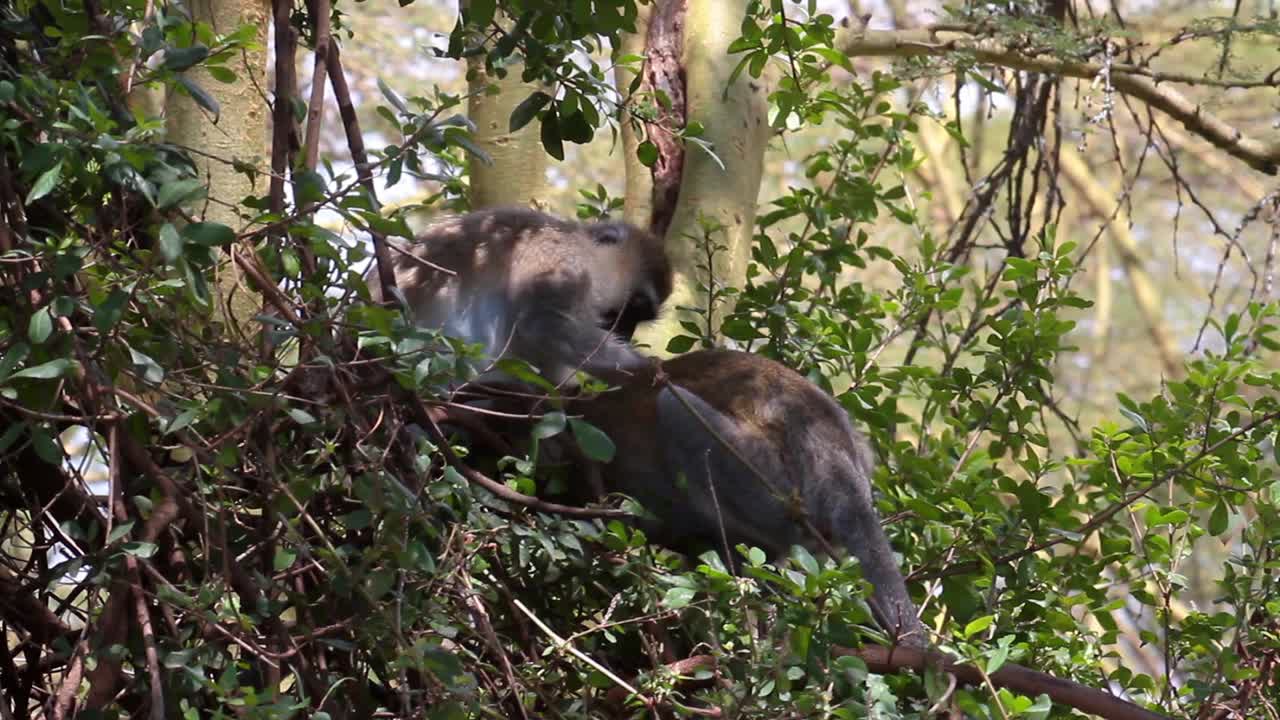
left=579, top=352, right=927, bottom=648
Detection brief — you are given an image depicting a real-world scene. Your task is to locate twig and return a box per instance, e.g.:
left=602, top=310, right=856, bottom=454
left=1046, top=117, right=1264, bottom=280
left=835, top=24, right=1280, bottom=174
left=407, top=393, right=630, bottom=519
left=513, top=599, right=645, bottom=700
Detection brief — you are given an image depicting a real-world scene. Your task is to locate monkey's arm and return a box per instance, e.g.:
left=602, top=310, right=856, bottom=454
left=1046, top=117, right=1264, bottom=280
left=513, top=306, right=656, bottom=386
left=511, top=273, right=657, bottom=386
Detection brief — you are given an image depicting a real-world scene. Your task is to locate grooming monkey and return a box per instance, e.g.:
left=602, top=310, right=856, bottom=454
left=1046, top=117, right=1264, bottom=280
left=563, top=350, right=928, bottom=648
left=370, top=208, right=924, bottom=644
left=366, top=207, right=672, bottom=385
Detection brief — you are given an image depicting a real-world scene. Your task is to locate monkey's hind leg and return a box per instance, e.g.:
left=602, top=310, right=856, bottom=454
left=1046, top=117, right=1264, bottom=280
left=652, top=384, right=806, bottom=563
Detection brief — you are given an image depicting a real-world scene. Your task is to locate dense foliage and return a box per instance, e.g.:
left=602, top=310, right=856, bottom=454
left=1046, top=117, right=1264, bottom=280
left=0, top=0, right=1277, bottom=718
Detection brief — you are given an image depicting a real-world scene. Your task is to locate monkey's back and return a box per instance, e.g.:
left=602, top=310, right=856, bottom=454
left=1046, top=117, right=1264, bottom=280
left=565, top=349, right=924, bottom=644
left=575, top=349, right=879, bottom=557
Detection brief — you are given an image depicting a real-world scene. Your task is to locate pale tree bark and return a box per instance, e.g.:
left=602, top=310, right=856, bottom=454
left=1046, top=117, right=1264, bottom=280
left=914, top=118, right=965, bottom=231
left=1060, top=148, right=1182, bottom=377
left=165, top=0, right=270, bottom=336
left=466, top=12, right=550, bottom=210
left=632, top=0, right=770, bottom=353
left=615, top=4, right=654, bottom=229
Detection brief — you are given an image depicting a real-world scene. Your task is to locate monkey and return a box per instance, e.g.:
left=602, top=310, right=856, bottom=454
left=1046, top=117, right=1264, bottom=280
left=365, top=207, right=672, bottom=386
left=555, top=349, right=928, bottom=648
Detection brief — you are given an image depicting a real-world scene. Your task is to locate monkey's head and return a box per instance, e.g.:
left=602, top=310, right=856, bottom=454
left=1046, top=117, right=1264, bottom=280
left=584, top=221, right=673, bottom=340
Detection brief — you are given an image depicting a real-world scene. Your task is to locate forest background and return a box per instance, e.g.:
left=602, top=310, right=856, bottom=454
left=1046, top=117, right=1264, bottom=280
left=1, top=0, right=1279, bottom=718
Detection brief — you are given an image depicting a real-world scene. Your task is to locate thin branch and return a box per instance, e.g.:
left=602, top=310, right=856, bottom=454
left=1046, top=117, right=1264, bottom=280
left=326, top=42, right=400, bottom=304
left=835, top=24, right=1280, bottom=174
left=302, top=0, right=332, bottom=172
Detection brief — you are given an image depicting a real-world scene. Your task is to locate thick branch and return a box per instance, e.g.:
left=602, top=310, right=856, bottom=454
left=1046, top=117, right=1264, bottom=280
left=0, top=565, right=73, bottom=645
left=302, top=0, right=332, bottom=172
left=841, top=645, right=1171, bottom=720
left=269, top=0, right=299, bottom=219
left=834, top=25, right=1280, bottom=174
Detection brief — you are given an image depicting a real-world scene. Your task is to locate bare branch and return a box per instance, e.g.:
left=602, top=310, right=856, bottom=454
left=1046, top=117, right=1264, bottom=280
left=835, top=24, right=1280, bottom=174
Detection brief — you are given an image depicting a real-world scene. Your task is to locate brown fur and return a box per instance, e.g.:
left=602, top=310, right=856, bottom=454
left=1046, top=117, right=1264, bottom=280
left=563, top=349, right=927, bottom=647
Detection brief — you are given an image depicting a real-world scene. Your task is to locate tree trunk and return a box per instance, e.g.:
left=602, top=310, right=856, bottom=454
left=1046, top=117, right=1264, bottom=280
left=466, top=11, right=550, bottom=210
left=616, top=4, right=654, bottom=229
left=632, top=0, right=769, bottom=353
left=164, top=0, right=270, bottom=336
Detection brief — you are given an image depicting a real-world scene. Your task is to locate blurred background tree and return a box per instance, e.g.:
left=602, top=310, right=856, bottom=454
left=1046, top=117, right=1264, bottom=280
left=1, top=0, right=1278, bottom=718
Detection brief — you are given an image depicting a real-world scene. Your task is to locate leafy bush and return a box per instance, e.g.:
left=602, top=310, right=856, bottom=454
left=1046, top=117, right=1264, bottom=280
left=0, top=0, right=1276, bottom=718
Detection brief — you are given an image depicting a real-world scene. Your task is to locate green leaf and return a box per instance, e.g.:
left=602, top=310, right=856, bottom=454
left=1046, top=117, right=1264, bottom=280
left=636, top=140, right=658, bottom=167
left=94, top=289, right=129, bottom=332
left=569, top=418, right=616, bottom=463
left=662, top=586, right=696, bottom=609
left=177, top=75, right=220, bottom=118
left=559, top=109, right=594, bottom=144
left=30, top=426, right=61, bottom=463
left=157, top=178, right=206, bottom=210
left=509, top=91, right=551, bottom=133
left=287, top=408, right=318, bottom=426
left=9, top=359, right=74, bottom=381
left=129, top=346, right=165, bottom=384
left=532, top=411, right=567, bottom=440
left=27, top=308, right=53, bottom=344
left=158, top=223, right=183, bottom=263
left=963, top=615, right=994, bottom=638
left=377, top=77, right=408, bottom=115
left=206, top=65, right=237, bottom=84
left=122, top=542, right=158, bottom=558
left=107, top=521, right=136, bottom=545
left=986, top=635, right=1014, bottom=674
left=665, top=335, right=697, bottom=353
left=465, top=0, right=496, bottom=26
left=163, top=45, right=210, bottom=71
left=181, top=222, right=235, bottom=247
left=1209, top=501, right=1229, bottom=535
left=0, top=343, right=30, bottom=383
left=26, top=161, right=63, bottom=204
left=273, top=547, right=298, bottom=571
left=1224, top=312, right=1240, bottom=342
left=790, top=545, right=819, bottom=574
left=444, top=126, right=494, bottom=165
left=540, top=108, right=564, bottom=161
left=0, top=422, right=25, bottom=454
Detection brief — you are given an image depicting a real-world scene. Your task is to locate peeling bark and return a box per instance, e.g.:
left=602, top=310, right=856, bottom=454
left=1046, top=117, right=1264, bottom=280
left=632, top=0, right=770, bottom=353
left=643, top=0, right=687, bottom=240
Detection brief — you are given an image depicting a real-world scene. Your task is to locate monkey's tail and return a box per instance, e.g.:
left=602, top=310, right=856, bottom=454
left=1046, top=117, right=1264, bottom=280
left=826, top=443, right=929, bottom=649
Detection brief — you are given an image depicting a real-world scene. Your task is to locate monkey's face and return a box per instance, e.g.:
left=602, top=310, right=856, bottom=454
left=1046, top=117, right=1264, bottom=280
left=599, top=292, right=660, bottom=339
left=587, top=222, right=672, bottom=340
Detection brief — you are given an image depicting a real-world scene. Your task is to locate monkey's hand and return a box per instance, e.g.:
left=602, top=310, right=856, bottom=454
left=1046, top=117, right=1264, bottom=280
left=649, top=358, right=669, bottom=388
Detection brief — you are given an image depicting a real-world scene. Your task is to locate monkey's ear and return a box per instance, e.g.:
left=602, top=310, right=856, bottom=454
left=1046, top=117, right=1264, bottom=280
left=592, top=224, right=625, bottom=245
